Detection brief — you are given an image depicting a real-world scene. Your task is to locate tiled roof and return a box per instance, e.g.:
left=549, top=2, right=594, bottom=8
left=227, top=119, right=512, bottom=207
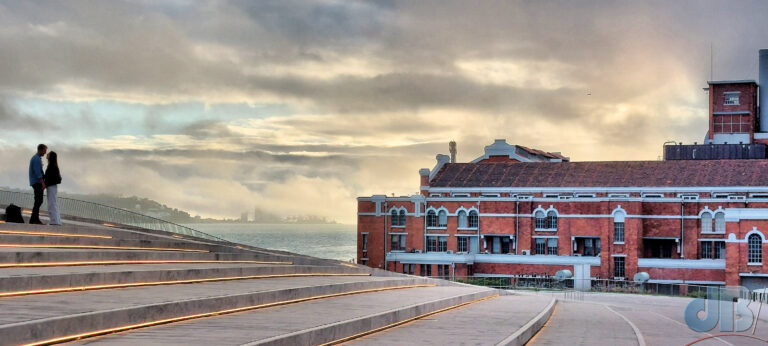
left=430, top=160, right=768, bottom=188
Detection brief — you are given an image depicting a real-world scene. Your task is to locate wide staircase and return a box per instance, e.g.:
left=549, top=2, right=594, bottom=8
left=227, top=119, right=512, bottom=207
left=0, top=210, right=555, bottom=345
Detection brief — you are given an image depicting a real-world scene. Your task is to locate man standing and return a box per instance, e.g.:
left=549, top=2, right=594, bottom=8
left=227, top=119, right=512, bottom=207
left=28, top=144, right=47, bottom=224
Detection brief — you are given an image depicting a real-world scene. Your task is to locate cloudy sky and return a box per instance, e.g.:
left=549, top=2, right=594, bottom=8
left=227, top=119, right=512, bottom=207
left=1, top=1, right=767, bottom=223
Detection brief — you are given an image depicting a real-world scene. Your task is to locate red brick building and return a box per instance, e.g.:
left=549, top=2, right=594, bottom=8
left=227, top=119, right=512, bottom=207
left=358, top=50, right=768, bottom=289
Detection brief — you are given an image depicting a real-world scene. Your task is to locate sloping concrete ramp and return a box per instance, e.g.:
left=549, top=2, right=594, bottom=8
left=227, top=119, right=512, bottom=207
left=0, top=221, right=555, bottom=345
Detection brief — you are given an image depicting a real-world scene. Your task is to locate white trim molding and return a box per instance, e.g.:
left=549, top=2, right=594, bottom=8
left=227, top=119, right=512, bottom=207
left=637, top=258, right=725, bottom=269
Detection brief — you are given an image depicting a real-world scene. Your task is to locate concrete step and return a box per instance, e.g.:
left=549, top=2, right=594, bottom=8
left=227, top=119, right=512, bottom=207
left=0, top=276, right=433, bottom=345
left=0, top=222, right=226, bottom=247
left=344, top=294, right=556, bottom=346
left=0, top=222, right=347, bottom=264
left=0, top=234, right=237, bottom=253
left=0, top=247, right=294, bottom=265
left=0, top=263, right=370, bottom=296
left=64, top=284, right=497, bottom=346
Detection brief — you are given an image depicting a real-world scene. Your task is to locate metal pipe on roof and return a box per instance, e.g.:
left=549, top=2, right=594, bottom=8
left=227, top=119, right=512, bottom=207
left=680, top=201, right=685, bottom=259
left=760, top=49, right=768, bottom=132
left=515, top=199, right=519, bottom=255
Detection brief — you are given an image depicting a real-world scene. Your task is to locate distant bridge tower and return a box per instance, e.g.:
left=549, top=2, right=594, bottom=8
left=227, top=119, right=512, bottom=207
left=449, top=141, right=457, bottom=163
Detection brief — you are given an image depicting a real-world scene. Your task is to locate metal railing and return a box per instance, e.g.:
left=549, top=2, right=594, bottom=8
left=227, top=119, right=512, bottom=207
left=0, top=189, right=229, bottom=243
left=442, top=275, right=768, bottom=303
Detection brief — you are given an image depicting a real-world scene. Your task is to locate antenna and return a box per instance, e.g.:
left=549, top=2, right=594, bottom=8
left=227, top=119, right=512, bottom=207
left=710, top=42, right=713, bottom=81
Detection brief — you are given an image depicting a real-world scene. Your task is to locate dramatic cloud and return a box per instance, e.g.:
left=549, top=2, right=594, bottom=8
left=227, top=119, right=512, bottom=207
left=2, top=0, right=768, bottom=222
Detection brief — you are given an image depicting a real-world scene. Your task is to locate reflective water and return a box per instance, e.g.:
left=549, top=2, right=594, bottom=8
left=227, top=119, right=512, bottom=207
left=185, top=223, right=357, bottom=262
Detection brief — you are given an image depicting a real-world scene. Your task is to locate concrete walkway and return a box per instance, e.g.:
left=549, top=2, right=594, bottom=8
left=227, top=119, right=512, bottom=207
left=529, top=300, right=639, bottom=346
left=344, top=294, right=553, bottom=345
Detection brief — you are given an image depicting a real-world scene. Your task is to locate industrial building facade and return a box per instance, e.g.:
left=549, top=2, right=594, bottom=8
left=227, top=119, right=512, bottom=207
left=357, top=50, right=768, bottom=289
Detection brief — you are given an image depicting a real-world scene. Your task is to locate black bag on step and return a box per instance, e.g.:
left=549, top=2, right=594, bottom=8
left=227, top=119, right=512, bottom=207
left=5, top=204, right=24, bottom=223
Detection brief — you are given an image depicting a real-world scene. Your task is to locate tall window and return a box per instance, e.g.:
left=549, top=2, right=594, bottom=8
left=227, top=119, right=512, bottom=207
left=700, top=241, right=725, bottom=260
left=427, top=210, right=437, bottom=227
left=701, top=212, right=712, bottom=233
left=547, top=211, right=558, bottom=229
left=614, top=211, right=625, bottom=243
left=535, top=210, right=546, bottom=229
left=458, top=210, right=467, bottom=228
left=749, top=234, right=762, bottom=264
left=547, top=238, right=558, bottom=255
left=391, top=209, right=398, bottom=226
left=614, top=257, right=626, bottom=279
left=438, top=237, right=447, bottom=252
left=438, top=210, right=448, bottom=227
left=534, top=238, right=557, bottom=255
left=362, top=234, right=368, bottom=252
left=614, top=223, right=625, bottom=243
left=427, top=236, right=437, bottom=252
left=457, top=237, right=468, bottom=252
left=714, top=212, right=725, bottom=233
left=399, top=210, right=406, bottom=226
left=391, top=234, right=406, bottom=251
left=468, top=210, right=479, bottom=228
left=437, top=264, right=450, bottom=279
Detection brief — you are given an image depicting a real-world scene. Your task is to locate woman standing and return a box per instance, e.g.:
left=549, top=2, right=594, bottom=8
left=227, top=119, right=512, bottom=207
left=44, top=151, right=62, bottom=226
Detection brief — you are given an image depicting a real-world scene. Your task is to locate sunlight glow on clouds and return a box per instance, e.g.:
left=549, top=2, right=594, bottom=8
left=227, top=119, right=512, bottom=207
left=2, top=0, right=768, bottom=223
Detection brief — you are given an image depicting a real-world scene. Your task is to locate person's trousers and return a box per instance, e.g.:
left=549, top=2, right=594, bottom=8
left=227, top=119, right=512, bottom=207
left=30, top=183, right=44, bottom=224
left=46, top=185, right=61, bottom=225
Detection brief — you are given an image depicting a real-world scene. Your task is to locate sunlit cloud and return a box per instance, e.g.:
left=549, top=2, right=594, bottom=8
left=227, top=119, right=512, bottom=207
left=1, top=0, right=768, bottom=223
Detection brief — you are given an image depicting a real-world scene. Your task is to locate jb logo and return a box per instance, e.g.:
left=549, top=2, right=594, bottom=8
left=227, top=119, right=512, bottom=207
left=684, top=286, right=754, bottom=332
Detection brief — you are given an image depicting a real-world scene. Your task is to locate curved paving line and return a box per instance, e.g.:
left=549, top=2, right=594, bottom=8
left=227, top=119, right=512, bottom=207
left=604, top=304, right=646, bottom=346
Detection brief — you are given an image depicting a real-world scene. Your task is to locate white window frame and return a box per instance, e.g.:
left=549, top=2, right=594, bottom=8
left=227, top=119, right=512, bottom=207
left=724, top=91, right=740, bottom=106
left=748, top=233, right=763, bottom=265
left=642, top=193, right=664, bottom=198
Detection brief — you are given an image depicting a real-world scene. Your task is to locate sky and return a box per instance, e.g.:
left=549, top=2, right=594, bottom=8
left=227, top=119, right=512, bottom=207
left=1, top=0, right=768, bottom=224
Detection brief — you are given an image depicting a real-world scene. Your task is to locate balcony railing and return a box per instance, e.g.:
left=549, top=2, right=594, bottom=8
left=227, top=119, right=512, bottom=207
left=0, top=189, right=229, bottom=243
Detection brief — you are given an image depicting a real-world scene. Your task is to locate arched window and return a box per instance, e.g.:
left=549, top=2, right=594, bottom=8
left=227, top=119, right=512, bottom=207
left=458, top=210, right=468, bottom=228
left=468, top=210, right=479, bottom=228
left=398, top=210, right=406, bottom=226
left=701, top=212, right=712, bottom=233
left=547, top=211, right=558, bottom=230
left=438, top=210, right=448, bottom=227
left=714, top=212, right=725, bottom=233
left=614, top=211, right=625, bottom=243
left=391, top=209, right=399, bottom=226
left=427, top=210, right=437, bottom=227
left=748, top=234, right=762, bottom=264
left=535, top=210, right=546, bottom=229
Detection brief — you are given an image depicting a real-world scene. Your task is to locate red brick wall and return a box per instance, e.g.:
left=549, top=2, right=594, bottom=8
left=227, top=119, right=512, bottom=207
left=359, top=194, right=768, bottom=284
left=708, top=82, right=758, bottom=141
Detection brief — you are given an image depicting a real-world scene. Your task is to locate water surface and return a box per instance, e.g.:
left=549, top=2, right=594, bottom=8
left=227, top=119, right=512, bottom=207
left=186, top=223, right=356, bottom=262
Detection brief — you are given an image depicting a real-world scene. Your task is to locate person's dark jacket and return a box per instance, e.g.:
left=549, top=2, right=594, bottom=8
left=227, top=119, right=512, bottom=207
left=44, top=165, right=62, bottom=186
